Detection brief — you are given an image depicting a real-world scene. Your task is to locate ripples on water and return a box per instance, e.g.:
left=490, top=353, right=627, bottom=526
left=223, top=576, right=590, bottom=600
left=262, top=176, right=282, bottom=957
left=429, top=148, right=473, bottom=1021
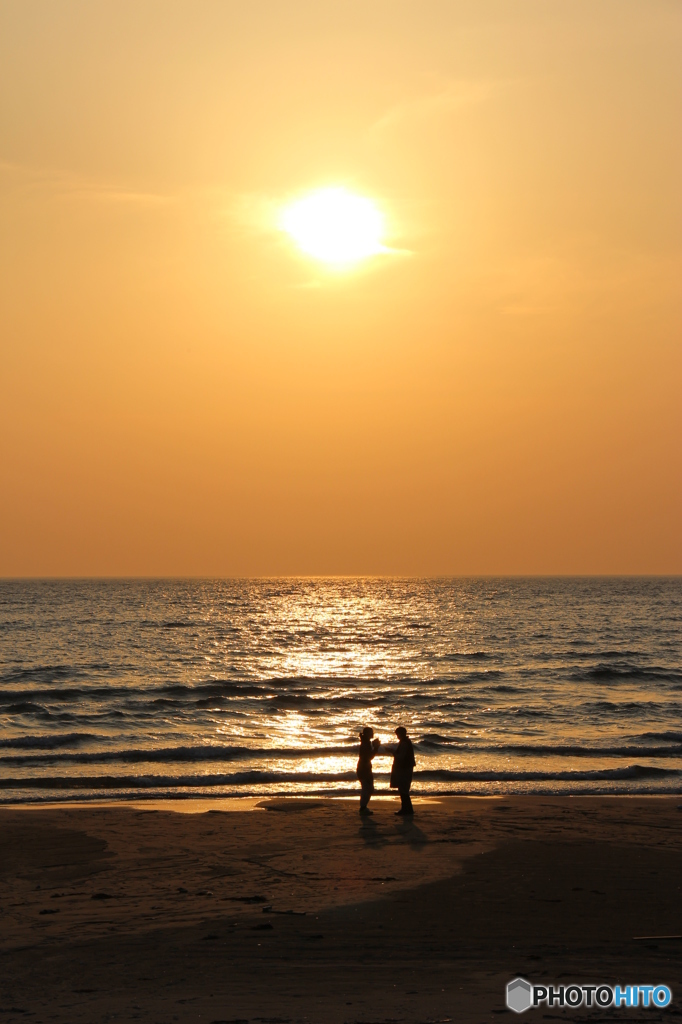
left=0, top=578, right=680, bottom=802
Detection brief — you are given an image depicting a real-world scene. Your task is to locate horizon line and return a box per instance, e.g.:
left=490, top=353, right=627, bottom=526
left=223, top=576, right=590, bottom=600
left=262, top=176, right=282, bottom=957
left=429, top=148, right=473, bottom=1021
left=1, top=573, right=680, bottom=582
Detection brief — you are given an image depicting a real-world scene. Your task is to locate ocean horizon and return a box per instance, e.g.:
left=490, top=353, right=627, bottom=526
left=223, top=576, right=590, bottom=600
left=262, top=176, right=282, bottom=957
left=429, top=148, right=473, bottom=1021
left=1, top=576, right=680, bottom=804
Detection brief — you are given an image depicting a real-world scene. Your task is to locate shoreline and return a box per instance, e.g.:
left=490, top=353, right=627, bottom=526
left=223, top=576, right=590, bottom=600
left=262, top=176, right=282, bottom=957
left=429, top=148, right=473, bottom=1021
left=2, top=790, right=681, bottom=813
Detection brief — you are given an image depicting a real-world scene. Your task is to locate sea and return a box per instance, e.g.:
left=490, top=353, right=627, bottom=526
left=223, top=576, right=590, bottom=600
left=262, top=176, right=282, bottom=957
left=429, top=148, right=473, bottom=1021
left=1, top=578, right=680, bottom=804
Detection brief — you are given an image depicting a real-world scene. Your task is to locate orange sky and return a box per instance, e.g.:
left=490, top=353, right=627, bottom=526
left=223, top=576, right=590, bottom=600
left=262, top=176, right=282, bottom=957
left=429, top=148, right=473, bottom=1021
left=1, top=0, right=680, bottom=576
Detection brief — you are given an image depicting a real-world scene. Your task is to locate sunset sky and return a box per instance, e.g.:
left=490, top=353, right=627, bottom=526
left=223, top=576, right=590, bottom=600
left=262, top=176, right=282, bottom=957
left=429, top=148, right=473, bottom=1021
left=1, top=0, right=680, bottom=576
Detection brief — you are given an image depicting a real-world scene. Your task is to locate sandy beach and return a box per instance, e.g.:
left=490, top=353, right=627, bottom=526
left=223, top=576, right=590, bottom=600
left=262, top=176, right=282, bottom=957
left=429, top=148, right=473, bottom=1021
left=1, top=795, right=680, bottom=1023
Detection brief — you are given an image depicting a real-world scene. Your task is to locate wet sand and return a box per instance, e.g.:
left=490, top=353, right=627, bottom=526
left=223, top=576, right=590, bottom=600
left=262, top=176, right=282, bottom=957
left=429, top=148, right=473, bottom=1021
left=1, top=796, right=681, bottom=1023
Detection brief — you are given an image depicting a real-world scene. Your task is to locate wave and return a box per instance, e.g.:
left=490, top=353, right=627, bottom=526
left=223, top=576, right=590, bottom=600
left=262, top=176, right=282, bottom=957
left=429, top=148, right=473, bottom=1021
left=160, top=681, right=264, bottom=698
left=0, top=771, right=359, bottom=790
left=4, top=702, right=52, bottom=716
left=569, top=650, right=647, bottom=660
left=5, top=671, right=679, bottom=711
left=438, top=651, right=490, bottom=662
left=0, top=685, right=133, bottom=704
left=573, top=663, right=682, bottom=684
left=263, top=691, right=406, bottom=712
left=141, top=619, right=198, bottom=629
left=0, top=681, right=272, bottom=705
left=4, top=735, right=681, bottom=767
left=0, top=676, right=468, bottom=701
left=417, top=736, right=682, bottom=758
left=0, top=663, right=111, bottom=685
left=416, top=764, right=680, bottom=782
left=0, top=732, right=99, bottom=750
left=640, top=731, right=682, bottom=743
left=0, top=742, right=359, bottom=767
left=494, top=743, right=682, bottom=759
left=1, top=763, right=678, bottom=791
left=579, top=699, right=681, bottom=716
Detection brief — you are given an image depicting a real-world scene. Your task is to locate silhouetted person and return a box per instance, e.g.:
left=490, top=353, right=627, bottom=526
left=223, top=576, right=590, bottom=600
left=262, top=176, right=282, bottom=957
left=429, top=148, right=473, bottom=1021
left=357, top=726, right=380, bottom=815
left=390, top=726, right=415, bottom=815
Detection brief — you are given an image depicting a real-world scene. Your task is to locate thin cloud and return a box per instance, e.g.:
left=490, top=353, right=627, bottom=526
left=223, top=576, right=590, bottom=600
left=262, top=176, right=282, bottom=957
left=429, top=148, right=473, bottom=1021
left=78, top=187, right=172, bottom=206
left=0, top=157, right=173, bottom=206
left=369, top=79, right=499, bottom=137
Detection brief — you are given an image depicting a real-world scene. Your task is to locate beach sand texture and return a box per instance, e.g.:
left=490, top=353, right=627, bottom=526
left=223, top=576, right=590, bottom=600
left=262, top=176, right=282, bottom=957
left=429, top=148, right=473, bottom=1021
left=1, top=796, right=681, bottom=1023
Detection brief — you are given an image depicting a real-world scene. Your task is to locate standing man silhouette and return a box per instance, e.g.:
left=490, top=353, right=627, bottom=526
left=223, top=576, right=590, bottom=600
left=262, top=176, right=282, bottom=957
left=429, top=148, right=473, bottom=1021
left=357, top=726, right=380, bottom=815
left=390, top=726, right=416, bottom=815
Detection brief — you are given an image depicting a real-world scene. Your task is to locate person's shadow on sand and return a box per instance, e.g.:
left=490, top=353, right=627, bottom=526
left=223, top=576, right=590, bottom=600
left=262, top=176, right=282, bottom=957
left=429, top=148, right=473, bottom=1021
left=394, top=816, right=428, bottom=847
left=358, top=813, right=389, bottom=847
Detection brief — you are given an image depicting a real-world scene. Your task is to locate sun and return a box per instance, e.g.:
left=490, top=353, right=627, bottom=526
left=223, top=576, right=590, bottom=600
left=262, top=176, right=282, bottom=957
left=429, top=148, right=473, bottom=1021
left=279, top=187, right=386, bottom=268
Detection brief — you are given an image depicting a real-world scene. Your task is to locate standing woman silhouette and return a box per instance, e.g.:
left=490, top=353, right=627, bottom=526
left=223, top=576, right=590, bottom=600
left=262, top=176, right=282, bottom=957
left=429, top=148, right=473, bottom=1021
left=357, top=726, right=380, bottom=815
